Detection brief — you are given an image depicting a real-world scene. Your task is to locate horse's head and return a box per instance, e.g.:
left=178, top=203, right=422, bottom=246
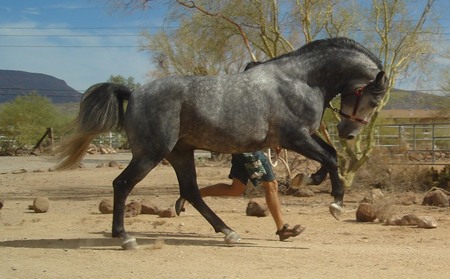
left=336, top=71, right=389, bottom=139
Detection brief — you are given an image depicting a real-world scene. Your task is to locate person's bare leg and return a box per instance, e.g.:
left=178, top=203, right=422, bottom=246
left=261, top=180, right=306, bottom=240
left=175, top=179, right=245, bottom=214
left=200, top=179, right=246, bottom=197
left=261, top=180, right=285, bottom=230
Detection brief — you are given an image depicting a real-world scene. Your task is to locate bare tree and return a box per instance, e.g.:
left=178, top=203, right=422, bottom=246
left=334, top=0, right=439, bottom=188
left=107, top=0, right=442, bottom=188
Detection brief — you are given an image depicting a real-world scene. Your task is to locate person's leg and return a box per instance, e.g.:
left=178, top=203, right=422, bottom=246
left=261, top=180, right=285, bottom=230
left=175, top=178, right=246, bottom=215
left=200, top=178, right=246, bottom=197
left=254, top=151, right=306, bottom=240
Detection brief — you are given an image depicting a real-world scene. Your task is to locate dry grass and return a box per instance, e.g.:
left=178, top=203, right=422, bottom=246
left=355, top=149, right=434, bottom=193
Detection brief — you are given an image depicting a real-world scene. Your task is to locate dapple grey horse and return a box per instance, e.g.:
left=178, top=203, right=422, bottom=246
left=56, top=37, right=389, bottom=249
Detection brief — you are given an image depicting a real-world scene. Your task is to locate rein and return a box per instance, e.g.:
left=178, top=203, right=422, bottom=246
left=329, top=86, right=369, bottom=125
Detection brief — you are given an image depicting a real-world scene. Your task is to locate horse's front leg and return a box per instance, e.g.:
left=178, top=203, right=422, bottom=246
left=283, top=131, right=344, bottom=220
left=295, top=133, right=336, bottom=186
left=166, top=149, right=241, bottom=244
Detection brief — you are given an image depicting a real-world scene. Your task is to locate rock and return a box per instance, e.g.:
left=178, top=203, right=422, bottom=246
left=12, top=169, right=27, bottom=174
left=422, top=189, right=449, bottom=207
left=124, top=201, right=141, bottom=218
left=396, top=191, right=416, bottom=205
left=246, top=199, right=268, bottom=217
left=386, top=215, right=402, bottom=226
left=96, top=163, right=106, bottom=168
left=386, top=214, right=418, bottom=226
left=416, top=216, right=437, bottom=229
left=356, top=203, right=377, bottom=222
left=33, top=168, right=48, bottom=173
left=293, top=188, right=315, bottom=197
left=0, top=198, right=3, bottom=210
left=108, top=161, right=120, bottom=168
left=140, top=199, right=161, bottom=215
left=99, top=199, right=113, bottom=214
left=33, top=197, right=49, bottom=213
left=159, top=208, right=176, bottom=218
left=400, top=214, right=419, bottom=225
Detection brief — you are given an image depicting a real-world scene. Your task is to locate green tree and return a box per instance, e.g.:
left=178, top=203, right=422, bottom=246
left=108, top=75, right=141, bottom=91
left=0, top=93, right=70, bottom=149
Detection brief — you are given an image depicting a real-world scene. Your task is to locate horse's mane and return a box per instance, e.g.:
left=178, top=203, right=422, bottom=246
left=267, top=37, right=383, bottom=70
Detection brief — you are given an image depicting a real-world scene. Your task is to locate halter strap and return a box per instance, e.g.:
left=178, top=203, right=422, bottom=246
left=328, top=86, right=369, bottom=125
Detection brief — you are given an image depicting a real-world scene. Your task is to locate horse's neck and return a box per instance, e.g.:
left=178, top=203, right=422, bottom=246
left=274, top=57, right=341, bottom=104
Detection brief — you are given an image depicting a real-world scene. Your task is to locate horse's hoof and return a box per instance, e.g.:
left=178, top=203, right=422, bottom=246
left=224, top=231, right=241, bottom=245
left=121, top=236, right=139, bottom=250
left=329, top=203, right=344, bottom=220
left=291, top=173, right=313, bottom=187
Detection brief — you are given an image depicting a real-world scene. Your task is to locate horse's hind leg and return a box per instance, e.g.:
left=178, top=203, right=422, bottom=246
left=166, top=148, right=241, bottom=244
left=112, top=156, right=157, bottom=249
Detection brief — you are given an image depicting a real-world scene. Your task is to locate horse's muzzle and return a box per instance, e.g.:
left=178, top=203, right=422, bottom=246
left=337, top=122, right=361, bottom=140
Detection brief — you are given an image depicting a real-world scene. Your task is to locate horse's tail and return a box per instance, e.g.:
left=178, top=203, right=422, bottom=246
left=55, top=83, right=132, bottom=170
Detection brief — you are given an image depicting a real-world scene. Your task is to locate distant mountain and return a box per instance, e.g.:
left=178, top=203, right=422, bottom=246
left=385, top=89, right=450, bottom=110
left=0, top=70, right=82, bottom=103
left=1, top=70, right=448, bottom=110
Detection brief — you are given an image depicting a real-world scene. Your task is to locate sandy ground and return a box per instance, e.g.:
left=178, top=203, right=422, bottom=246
left=0, top=153, right=449, bottom=279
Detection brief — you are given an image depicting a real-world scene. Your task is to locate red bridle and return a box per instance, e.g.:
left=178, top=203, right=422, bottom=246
left=329, top=86, right=369, bottom=125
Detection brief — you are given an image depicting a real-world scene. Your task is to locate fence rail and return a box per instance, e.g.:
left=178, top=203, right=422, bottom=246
left=328, top=122, right=450, bottom=165
left=2, top=123, right=450, bottom=165
left=374, top=123, right=450, bottom=165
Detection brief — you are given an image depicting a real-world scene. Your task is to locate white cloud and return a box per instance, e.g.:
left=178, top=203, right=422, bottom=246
left=23, top=7, right=40, bottom=15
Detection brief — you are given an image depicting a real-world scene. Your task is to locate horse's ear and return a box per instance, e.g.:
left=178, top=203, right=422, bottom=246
left=375, top=71, right=385, bottom=83
left=374, top=71, right=389, bottom=90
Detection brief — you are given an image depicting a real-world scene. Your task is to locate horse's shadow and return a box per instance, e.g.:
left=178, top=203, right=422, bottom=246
left=0, top=231, right=308, bottom=250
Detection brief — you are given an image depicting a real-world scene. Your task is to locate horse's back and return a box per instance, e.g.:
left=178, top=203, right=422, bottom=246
left=125, top=75, right=277, bottom=152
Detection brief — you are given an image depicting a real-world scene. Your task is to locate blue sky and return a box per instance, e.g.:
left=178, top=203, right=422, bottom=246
left=0, top=0, right=449, bottom=93
left=0, top=0, right=170, bottom=92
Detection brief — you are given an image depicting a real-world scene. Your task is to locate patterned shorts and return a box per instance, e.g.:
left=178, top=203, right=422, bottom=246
left=229, top=151, right=276, bottom=186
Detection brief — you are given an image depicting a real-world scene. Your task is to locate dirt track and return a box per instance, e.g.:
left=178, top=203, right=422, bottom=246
left=0, top=153, right=449, bottom=278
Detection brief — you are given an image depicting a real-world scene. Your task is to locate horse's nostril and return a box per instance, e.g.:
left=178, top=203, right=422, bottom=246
left=346, top=135, right=355, bottom=140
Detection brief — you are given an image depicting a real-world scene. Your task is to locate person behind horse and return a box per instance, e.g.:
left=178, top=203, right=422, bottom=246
left=176, top=150, right=305, bottom=241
